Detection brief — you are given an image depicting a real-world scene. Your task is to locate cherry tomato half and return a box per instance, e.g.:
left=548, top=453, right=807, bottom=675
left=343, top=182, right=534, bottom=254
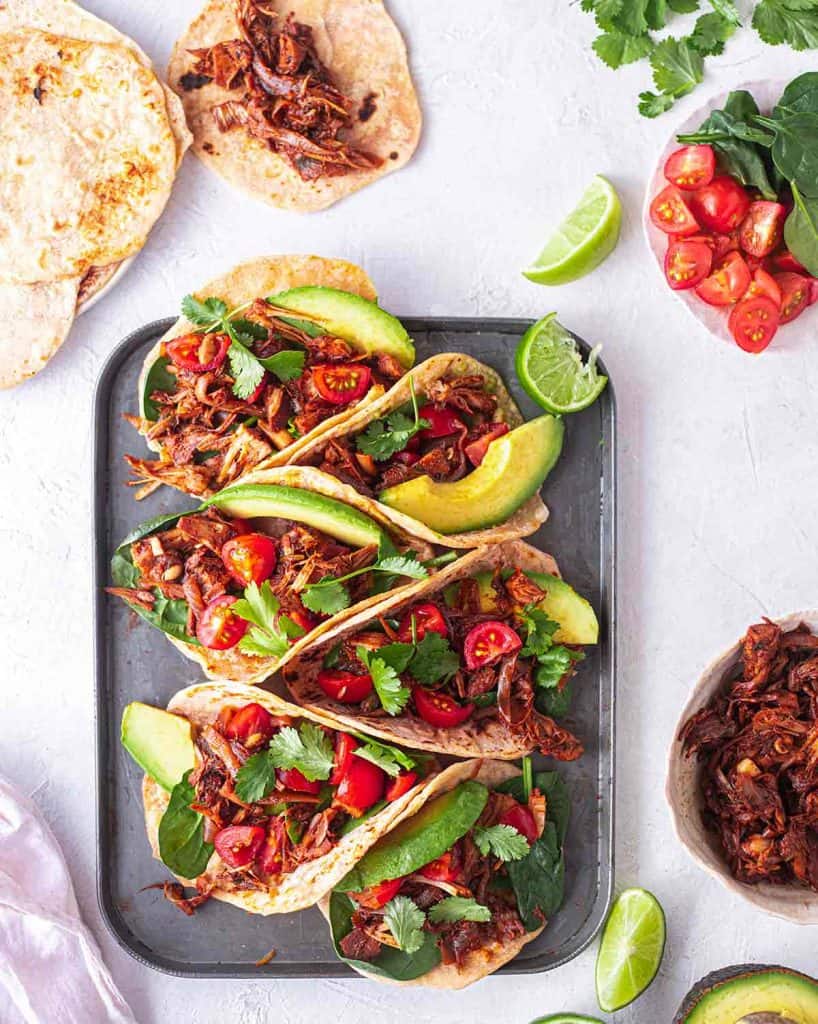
left=224, top=702, right=275, bottom=747
left=196, top=595, right=248, bottom=650
left=166, top=332, right=231, bottom=373
left=221, top=533, right=278, bottom=586
left=351, top=877, right=406, bottom=909
left=396, top=602, right=449, bottom=643
left=330, top=733, right=359, bottom=785
left=463, top=621, right=522, bottom=670
left=257, top=823, right=284, bottom=876
left=385, top=770, right=419, bottom=802
left=276, top=767, right=322, bottom=794
left=214, top=824, right=266, bottom=868
left=282, top=607, right=317, bottom=635
left=773, top=250, right=807, bottom=274
left=311, top=364, right=372, bottom=405
left=499, top=804, right=539, bottom=845
left=419, top=850, right=458, bottom=883
left=412, top=685, right=474, bottom=728
left=649, top=186, right=700, bottom=236
left=728, top=296, right=780, bottom=353
left=694, top=251, right=751, bottom=306
left=688, top=176, right=750, bottom=234
left=809, top=278, right=818, bottom=306
left=739, top=201, right=786, bottom=258
left=246, top=371, right=269, bottom=405
left=418, top=404, right=466, bottom=439
left=464, top=423, right=510, bottom=467
left=744, top=268, right=782, bottom=307
left=774, top=272, right=810, bottom=324
left=333, top=756, right=386, bottom=817
left=317, top=670, right=373, bottom=703
left=665, top=239, right=712, bottom=291
left=663, top=144, right=716, bottom=190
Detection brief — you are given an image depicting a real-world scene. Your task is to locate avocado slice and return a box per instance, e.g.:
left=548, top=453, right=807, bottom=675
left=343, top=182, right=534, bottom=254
left=121, top=702, right=196, bottom=793
left=203, top=483, right=387, bottom=550
left=675, top=965, right=818, bottom=1024
left=268, top=286, right=415, bottom=369
left=379, top=415, right=564, bottom=534
left=337, top=781, right=488, bottom=891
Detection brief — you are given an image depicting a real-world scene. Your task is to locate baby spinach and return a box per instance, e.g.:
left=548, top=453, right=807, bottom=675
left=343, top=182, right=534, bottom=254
left=754, top=112, right=818, bottom=197
left=775, top=71, right=818, bottom=117
left=158, top=771, right=213, bottom=878
left=784, top=183, right=818, bottom=275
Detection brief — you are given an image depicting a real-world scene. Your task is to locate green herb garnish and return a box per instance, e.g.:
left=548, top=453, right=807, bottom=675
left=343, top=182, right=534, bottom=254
left=233, top=581, right=305, bottom=658
left=355, top=379, right=430, bottom=461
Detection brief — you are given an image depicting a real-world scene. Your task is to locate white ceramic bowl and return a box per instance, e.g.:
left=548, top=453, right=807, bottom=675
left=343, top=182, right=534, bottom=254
left=666, top=610, right=818, bottom=924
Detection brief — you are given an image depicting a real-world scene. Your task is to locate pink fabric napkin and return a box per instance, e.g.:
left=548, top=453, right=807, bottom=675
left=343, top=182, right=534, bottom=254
left=0, top=775, right=136, bottom=1024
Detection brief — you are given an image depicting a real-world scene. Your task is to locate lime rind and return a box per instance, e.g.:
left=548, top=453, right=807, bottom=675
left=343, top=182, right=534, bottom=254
left=515, top=315, right=608, bottom=414
left=530, top=1015, right=604, bottom=1024
left=595, top=888, right=667, bottom=1013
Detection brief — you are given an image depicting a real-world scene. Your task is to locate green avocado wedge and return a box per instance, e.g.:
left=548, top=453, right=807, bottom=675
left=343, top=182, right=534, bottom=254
left=379, top=415, right=563, bottom=534
left=675, top=964, right=818, bottom=1024
left=121, top=703, right=196, bottom=793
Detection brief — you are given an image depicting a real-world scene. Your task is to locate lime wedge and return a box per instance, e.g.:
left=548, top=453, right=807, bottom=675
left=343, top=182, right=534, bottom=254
left=515, top=314, right=607, bottom=414
left=595, top=888, right=666, bottom=1013
left=523, top=175, right=622, bottom=285
left=531, top=1015, right=604, bottom=1023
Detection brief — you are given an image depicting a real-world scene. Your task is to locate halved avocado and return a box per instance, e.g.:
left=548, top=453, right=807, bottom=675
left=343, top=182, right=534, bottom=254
left=675, top=965, right=818, bottom=1024
left=121, top=702, right=195, bottom=793
left=379, top=415, right=564, bottom=534
left=337, top=781, right=488, bottom=891
left=203, top=483, right=386, bottom=550
left=268, top=286, right=415, bottom=368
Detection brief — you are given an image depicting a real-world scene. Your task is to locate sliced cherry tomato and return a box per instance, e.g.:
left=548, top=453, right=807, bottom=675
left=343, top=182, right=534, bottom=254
left=499, top=804, right=539, bottom=844
left=276, top=767, right=322, bottom=794
left=774, top=272, right=810, bottom=324
left=728, top=296, right=780, bottom=353
left=317, top=669, right=373, bottom=703
left=330, top=733, right=359, bottom=785
left=214, top=824, right=265, bottom=868
left=412, top=685, right=474, bottom=728
left=739, top=201, right=786, bottom=258
left=224, top=702, right=275, bottom=747
left=166, top=332, right=231, bottom=373
left=351, top=877, right=406, bottom=909
left=385, top=770, right=419, bottom=802
left=694, top=251, right=751, bottom=306
left=282, top=607, right=317, bottom=635
left=744, top=268, right=782, bottom=307
left=464, top=423, right=510, bottom=467
left=649, top=185, right=700, bottom=236
left=419, top=850, right=458, bottom=883
left=246, top=371, right=269, bottom=405
left=688, top=176, right=750, bottom=233
left=463, top=621, right=522, bottom=670
left=663, top=144, right=716, bottom=189
left=773, top=249, right=807, bottom=274
left=809, top=278, right=818, bottom=306
left=665, top=239, right=712, bottom=290
left=333, top=756, right=386, bottom=817
left=311, top=364, right=372, bottom=405
left=221, top=533, right=277, bottom=586
left=256, top=822, right=285, bottom=876
left=196, top=595, right=248, bottom=650
left=418, top=404, right=466, bottom=439
left=396, top=602, right=448, bottom=643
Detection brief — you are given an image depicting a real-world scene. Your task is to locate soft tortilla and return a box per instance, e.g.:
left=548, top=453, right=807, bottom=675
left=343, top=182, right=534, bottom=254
left=168, top=0, right=421, bottom=212
left=273, top=352, right=550, bottom=546
left=318, top=759, right=544, bottom=987
left=141, top=680, right=474, bottom=915
left=283, top=540, right=562, bottom=759
left=0, top=278, right=80, bottom=388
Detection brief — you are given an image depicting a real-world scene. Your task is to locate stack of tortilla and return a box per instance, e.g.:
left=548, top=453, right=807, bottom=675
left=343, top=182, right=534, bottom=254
left=0, top=0, right=191, bottom=388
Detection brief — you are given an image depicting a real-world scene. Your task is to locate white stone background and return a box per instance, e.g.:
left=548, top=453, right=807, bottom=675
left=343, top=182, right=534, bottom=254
left=2, top=0, right=817, bottom=1021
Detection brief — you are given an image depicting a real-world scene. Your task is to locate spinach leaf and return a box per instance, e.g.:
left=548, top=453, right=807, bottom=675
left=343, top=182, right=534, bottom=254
left=506, top=822, right=565, bottom=929
left=141, top=355, right=177, bottom=421
left=774, top=71, right=818, bottom=117
left=784, top=183, right=818, bottom=275
left=157, top=771, right=213, bottom=878
left=755, top=112, right=818, bottom=197
left=537, top=680, right=575, bottom=720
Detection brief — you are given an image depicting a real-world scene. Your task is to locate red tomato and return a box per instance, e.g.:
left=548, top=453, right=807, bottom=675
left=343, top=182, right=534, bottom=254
left=282, top=607, right=317, bottom=635
left=464, top=423, right=510, bottom=467
left=276, top=767, right=322, bottom=794
left=330, top=733, right=359, bottom=785
left=389, top=450, right=420, bottom=469
left=418, top=404, right=466, bottom=439
left=711, top=232, right=741, bottom=261
left=385, top=770, right=418, bottom=802
left=246, top=371, right=269, bottom=405
left=809, top=278, right=818, bottom=306
left=221, top=533, right=277, bottom=586
left=463, top=621, right=522, bottom=670
left=688, top=176, right=750, bottom=233
left=499, top=804, right=539, bottom=844
left=774, top=272, right=810, bottom=323
left=196, top=595, right=248, bottom=650
left=311, top=364, right=372, bottom=405
left=419, top=850, right=458, bottom=883
left=412, top=685, right=474, bottom=728
left=649, top=186, right=700, bottom=236
left=351, top=877, right=406, bottom=909
left=224, top=703, right=275, bottom=746
left=728, top=296, right=780, bottom=353
left=663, top=144, right=716, bottom=189
left=166, top=332, right=231, bottom=373
left=739, top=201, right=786, bottom=258
left=333, top=756, right=386, bottom=816
left=694, top=251, right=751, bottom=306
left=665, top=239, right=712, bottom=290
left=396, top=602, right=448, bottom=643
left=257, top=823, right=284, bottom=876
left=317, top=670, right=373, bottom=703
left=214, top=825, right=266, bottom=868
left=744, top=268, right=782, bottom=307
left=773, top=250, right=807, bottom=274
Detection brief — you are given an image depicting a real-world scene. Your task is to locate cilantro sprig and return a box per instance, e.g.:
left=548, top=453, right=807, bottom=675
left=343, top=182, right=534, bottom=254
left=232, top=581, right=306, bottom=658
left=234, top=721, right=334, bottom=802
left=301, top=553, right=428, bottom=616
left=355, top=378, right=430, bottom=461
left=427, top=896, right=491, bottom=924
left=472, top=824, right=531, bottom=862
left=356, top=645, right=411, bottom=716
left=383, top=896, right=427, bottom=953
left=519, top=604, right=585, bottom=714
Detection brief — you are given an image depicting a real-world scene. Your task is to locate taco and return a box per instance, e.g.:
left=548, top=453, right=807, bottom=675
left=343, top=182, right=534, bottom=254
left=284, top=353, right=563, bottom=546
left=124, top=256, right=415, bottom=499
left=321, top=759, right=572, bottom=987
left=123, top=681, right=457, bottom=916
left=283, top=540, right=598, bottom=759
left=168, top=0, right=421, bottom=212
left=107, top=470, right=455, bottom=685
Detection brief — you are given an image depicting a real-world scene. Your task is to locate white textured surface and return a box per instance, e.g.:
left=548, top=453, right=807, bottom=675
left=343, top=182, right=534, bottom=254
left=1, top=1, right=817, bottom=1021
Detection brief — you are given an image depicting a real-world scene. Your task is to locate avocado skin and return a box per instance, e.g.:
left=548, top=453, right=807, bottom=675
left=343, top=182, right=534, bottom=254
left=675, top=964, right=818, bottom=1024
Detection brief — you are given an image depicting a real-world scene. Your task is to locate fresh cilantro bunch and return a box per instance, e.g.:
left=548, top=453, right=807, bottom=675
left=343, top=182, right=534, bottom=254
left=301, top=552, right=428, bottom=616
left=519, top=605, right=584, bottom=717
left=355, top=628, right=461, bottom=716
left=232, top=581, right=305, bottom=657
left=356, top=378, right=430, bottom=461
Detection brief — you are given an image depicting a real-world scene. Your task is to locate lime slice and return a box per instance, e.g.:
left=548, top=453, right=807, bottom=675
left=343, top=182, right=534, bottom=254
left=531, top=1015, right=604, bottom=1023
left=515, top=314, right=607, bottom=414
left=523, top=175, right=622, bottom=286
left=595, top=888, right=666, bottom=1013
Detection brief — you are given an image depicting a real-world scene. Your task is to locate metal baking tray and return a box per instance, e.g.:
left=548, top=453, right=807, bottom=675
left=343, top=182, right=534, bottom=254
left=94, top=316, right=616, bottom=978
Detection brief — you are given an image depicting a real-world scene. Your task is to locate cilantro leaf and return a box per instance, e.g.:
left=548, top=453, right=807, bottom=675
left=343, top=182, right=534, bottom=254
left=592, top=30, right=654, bottom=68
left=534, top=647, right=585, bottom=690
left=668, top=0, right=700, bottom=11
left=181, top=294, right=228, bottom=328
left=233, top=581, right=305, bottom=658
left=689, top=10, right=738, bottom=54
left=231, top=318, right=267, bottom=341
left=638, top=90, right=678, bottom=117
left=649, top=37, right=704, bottom=96
left=357, top=646, right=411, bottom=716
left=427, top=896, right=492, bottom=924
left=260, top=349, right=306, bottom=383
left=353, top=738, right=415, bottom=777
left=408, top=632, right=460, bottom=685
left=753, top=0, right=818, bottom=49
left=376, top=642, right=416, bottom=674
left=227, top=337, right=265, bottom=400
left=235, top=751, right=277, bottom=802
left=356, top=378, right=429, bottom=461
left=472, top=824, right=531, bottom=862
left=376, top=555, right=429, bottom=580
left=267, top=723, right=334, bottom=781
left=300, top=578, right=350, bottom=616
left=520, top=607, right=559, bottom=658
left=383, top=896, right=426, bottom=953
